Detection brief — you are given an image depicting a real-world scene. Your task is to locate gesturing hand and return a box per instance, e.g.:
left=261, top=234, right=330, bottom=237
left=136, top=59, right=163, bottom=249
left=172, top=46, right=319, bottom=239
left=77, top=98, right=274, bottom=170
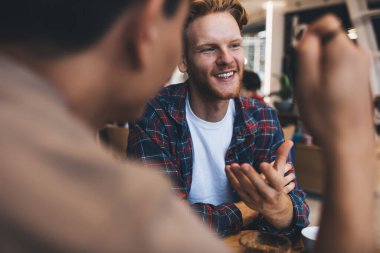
left=225, top=140, right=295, bottom=229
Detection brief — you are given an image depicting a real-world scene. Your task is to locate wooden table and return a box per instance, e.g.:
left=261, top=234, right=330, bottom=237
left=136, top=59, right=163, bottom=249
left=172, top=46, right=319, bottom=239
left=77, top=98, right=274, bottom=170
left=223, top=230, right=305, bottom=253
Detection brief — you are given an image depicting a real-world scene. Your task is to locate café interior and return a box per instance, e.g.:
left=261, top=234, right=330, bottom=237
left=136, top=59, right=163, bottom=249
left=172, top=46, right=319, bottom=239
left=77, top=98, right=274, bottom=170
left=97, top=0, right=380, bottom=251
left=3, top=0, right=380, bottom=252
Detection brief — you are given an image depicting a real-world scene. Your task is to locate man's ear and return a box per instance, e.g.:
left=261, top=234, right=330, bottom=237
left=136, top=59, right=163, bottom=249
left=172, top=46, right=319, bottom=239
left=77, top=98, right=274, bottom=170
left=178, top=55, right=188, bottom=73
left=124, top=0, right=162, bottom=70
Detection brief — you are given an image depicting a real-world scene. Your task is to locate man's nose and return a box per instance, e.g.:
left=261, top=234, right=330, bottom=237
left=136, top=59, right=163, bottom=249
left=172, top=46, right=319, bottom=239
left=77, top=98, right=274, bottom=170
left=216, top=47, right=233, bottom=65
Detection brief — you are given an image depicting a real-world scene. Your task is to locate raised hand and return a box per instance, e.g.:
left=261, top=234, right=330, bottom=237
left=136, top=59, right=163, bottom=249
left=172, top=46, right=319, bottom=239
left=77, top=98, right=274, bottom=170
left=225, top=140, right=295, bottom=229
left=295, top=15, right=372, bottom=145
left=295, top=15, right=376, bottom=253
left=226, top=162, right=293, bottom=229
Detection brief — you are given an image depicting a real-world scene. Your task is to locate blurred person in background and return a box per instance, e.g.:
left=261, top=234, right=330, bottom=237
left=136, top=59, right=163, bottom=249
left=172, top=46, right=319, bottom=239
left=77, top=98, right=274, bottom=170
left=128, top=0, right=309, bottom=240
left=0, top=0, right=232, bottom=252
left=240, top=70, right=265, bottom=102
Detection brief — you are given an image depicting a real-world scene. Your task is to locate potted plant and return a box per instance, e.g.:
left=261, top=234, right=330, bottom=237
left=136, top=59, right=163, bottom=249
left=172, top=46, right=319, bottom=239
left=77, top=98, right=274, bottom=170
left=269, top=74, right=293, bottom=112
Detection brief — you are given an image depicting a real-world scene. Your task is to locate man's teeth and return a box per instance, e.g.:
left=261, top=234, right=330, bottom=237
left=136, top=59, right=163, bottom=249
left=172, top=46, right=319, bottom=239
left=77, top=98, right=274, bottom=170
left=216, top=72, right=234, bottom=79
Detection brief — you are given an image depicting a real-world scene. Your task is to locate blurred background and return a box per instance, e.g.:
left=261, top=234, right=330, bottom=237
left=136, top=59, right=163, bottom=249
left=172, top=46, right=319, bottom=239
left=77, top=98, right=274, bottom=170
left=172, top=0, right=380, bottom=109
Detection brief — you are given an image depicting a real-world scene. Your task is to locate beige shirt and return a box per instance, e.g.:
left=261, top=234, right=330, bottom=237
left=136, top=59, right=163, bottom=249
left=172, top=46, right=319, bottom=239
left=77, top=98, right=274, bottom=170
left=0, top=56, right=231, bottom=253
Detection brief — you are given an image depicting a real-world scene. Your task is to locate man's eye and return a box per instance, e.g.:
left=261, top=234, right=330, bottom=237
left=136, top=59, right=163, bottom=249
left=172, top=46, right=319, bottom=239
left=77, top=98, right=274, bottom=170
left=230, top=43, right=241, bottom=49
left=200, top=47, right=215, bottom=53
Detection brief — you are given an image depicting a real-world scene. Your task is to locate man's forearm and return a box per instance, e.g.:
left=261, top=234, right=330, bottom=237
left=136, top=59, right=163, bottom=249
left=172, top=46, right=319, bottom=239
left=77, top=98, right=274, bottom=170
left=191, top=202, right=244, bottom=237
left=315, top=139, right=376, bottom=253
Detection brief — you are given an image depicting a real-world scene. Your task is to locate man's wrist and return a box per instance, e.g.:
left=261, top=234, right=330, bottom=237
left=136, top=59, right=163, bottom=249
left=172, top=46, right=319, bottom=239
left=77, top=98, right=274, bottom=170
left=262, top=195, right=293, bottom=229
left=235, top=201, right=258, bottom=226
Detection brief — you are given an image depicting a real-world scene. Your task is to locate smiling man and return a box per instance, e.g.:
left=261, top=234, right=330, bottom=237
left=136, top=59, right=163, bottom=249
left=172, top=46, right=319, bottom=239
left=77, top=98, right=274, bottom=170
left=128, top=0, right=309, bottom=239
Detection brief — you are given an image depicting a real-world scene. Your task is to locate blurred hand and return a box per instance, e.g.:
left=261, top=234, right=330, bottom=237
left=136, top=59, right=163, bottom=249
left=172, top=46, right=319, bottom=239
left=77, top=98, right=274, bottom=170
left=295, top=15, right=373, bottom=145
left=294, top=15, right=376, bottom=253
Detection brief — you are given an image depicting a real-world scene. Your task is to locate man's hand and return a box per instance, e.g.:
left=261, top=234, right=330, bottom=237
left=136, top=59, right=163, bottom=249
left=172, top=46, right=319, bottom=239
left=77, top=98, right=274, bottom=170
left=225, top=140, right=295, bottom=229
left=295, top=15, right=372, bottom=146
left=295, top=15, right=376, bottom=253
left=226, top=163, right=293, bottom=229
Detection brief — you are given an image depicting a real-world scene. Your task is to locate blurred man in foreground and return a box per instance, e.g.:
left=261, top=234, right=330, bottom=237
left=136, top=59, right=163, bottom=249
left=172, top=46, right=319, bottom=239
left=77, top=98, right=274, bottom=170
left=0, top=1, right=231, bottom=252
left=0, top=0, right=375, bottom=251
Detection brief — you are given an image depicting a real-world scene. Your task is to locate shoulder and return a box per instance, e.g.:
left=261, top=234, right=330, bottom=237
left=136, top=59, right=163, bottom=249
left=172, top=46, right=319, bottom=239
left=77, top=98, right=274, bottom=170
left=238, top=96, right=278, bottom=120
left=152, top=83, right=186, bottom=105
left=143, top=83, right=185, bottom=112
left=134, top=83, right=187, bottom=125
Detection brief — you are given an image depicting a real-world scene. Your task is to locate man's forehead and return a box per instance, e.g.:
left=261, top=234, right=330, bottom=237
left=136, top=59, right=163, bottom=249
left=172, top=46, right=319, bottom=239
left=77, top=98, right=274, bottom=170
left=187, top=12, right=242, bottom=45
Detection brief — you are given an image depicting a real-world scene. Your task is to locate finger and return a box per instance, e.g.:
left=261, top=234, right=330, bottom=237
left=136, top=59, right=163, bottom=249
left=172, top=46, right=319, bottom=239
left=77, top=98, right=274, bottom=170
left=295, top=31, right=322, bottom=130
left=283, top=182, right=295, bottom=194
left=295, top=27, right=321, bottom=103
left=226, top=166, right=256, bottom=205
left=273, top=140, right=293, bottom=174
left=260, top=173, right=267, bottom=182
left=259, top=162, right=284, bottom=191
left=241, top=163, right=277, bottom=200
left=226, top=165, right=243, bottom=191
left=226, top=165, right=240, bottom=186
left=284, top=163, right=294, bottom=175
left=307, top=14, right=342, bottom=45
left=284, top=173, right=296, bottom=186
left=233, top=165, right=262, bottom=203
left=304, top=15, right=355, bottom=76
left=229, top=164, right=261, bottom=201
left=230, top=162, right=240, bottom=167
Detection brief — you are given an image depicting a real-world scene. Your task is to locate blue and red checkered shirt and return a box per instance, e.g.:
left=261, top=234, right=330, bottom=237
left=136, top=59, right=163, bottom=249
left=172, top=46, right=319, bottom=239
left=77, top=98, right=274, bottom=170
left=127, top=82, right=309, bottom=238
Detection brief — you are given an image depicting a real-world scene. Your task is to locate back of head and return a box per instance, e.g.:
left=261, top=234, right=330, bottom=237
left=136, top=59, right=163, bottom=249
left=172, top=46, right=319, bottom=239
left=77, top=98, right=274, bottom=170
left=183, top=0, right=248, bottom=54
left=0, top=0, right=181, bottom=58
left=242, top=70, right=261, bottom=91
left=0, top=0, right=185, bottom=127
left=0, top=1, right=143, bottom=57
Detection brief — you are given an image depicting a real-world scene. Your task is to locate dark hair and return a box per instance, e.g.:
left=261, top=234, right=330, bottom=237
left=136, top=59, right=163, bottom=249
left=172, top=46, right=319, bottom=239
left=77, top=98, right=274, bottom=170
left=242, top=70, right=261, bottom=91
left=0, top=0, right=182, bottom=57
left=164, top=0, right=183, bottom=17
left=183, top=0, right=247, bottom=55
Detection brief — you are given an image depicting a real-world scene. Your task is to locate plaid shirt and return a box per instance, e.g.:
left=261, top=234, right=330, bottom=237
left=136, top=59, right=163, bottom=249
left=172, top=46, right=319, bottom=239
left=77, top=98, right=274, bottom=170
left=128, top=82, right=309, bottom=238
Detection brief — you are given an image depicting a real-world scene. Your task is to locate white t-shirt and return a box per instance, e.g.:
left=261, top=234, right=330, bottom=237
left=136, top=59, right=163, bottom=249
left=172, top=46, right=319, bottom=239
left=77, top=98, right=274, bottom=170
left=186, top=96, right=235, bottom=206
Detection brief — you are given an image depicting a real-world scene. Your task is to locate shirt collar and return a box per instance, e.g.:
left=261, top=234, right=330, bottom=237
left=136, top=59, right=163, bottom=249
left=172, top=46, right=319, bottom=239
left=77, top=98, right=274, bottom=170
left=164, top=80, right=258, bottom=139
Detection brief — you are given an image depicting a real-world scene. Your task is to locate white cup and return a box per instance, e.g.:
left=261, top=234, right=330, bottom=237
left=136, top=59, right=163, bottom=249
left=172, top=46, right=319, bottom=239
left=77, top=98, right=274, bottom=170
left=301, top=226, right=319, bottom=253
